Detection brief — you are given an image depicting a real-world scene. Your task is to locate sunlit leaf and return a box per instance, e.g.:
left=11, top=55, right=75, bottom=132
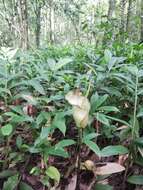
left=46, top=166, right=60, bottom=183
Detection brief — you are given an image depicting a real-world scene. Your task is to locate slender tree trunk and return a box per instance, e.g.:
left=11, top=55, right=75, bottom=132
left=120, top=0, right=127, bottom=39
left=49, top=0, right=55, bottom=45
left=108, top=0, right=116, bottom=20
left=141, top=0, right=143, bottom=41
left=18, top=0, right=29, bottom=50
left=126, top=0, right=133, bottom=34
left=102, top=0, right=116, bottom=46
left=35, top=0, right=41, bottom=48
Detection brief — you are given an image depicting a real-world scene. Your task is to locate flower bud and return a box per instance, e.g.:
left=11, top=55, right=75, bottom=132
left=65, top=90, right=90, bottom=128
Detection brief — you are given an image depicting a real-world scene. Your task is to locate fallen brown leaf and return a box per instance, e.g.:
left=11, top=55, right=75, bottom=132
left=96, top=162, right=125, bottom=175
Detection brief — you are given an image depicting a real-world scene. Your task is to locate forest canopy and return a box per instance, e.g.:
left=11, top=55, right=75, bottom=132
left=0, top=0, right=143, bottom=48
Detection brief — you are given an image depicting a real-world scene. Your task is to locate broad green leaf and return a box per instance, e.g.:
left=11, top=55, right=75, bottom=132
left=126, top=65, right=138, bottom=76
left=95, top=113, right=110, bottom=126
left=94, top=184, right=113, bottom=190
left=3, top=174, right=19, bottom=190
left=29, top=80, right=45, bottom=95
left=135, top=156, right=143, bottom=166
left=1, top=124, right=13, bottom=136
left=90, top=93, right=99, bottom=112
left=134, top=137, right=143, bottom=147
left=0, top=170, right=17, bottom=179
left=106, top=115, right=130, bottom=127
left=47, top=58, right=56, bottom=71
left=10, top=106, right=23, bottom=115
left=54, top=57, right=72, bottom=71
left=46, top=166, right=60, bottom=183
left=84, top=140, right=101, bottom=156
left=19, top=182, right=34, bottom=190
left=98, top=106, right=119, bottom=113
left=96, top=95, right=109, bottom=108
left=83, top=133, right=99, bottom=141
left=108, top=57, right=117, bottom=71
left=36, top=112, right=50, bottom=126
left=127, top=175, right=143, bottom=185
left=137, top=107, right=143, bottom=117
left=101, top=145, right=128, bottom=157
left=48, top=147, right=69, bottom=158
left=104, top=49, right=112, bottom=63
left=4, top=112, right=33, bottom=123
left=55, top=139, right=76, bottom=149
left=138, top=70, right=143, bottom=77
left=52, top=113, right=66, bottom=135
left=40, top=127, right=51, bottom=140
left=90, top=94, right=108, bottom=111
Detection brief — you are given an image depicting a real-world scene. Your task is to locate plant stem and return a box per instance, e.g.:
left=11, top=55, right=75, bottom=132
left=76, top=128, right=82, bottom=190
left=122, top=73, right=139, bottom=189
left=86, top=79, right=92, bottom=97
left=132, top=74, right=138, bottom=139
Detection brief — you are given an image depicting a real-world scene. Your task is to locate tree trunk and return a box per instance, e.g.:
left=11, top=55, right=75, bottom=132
left=108, top=0, right=116, bottom=20
left=35, top=0, right=42, bottom=48
left=102, top=0, right=116, bottom=46
left=141, top=0, right=143, bottom=41
left=49, top=0, right=55, bottom=45
left=18, top=0, right=29, bottom=50
left=120, top=0, right=127, bottom=39
left=126, top=0, right=133, bottom=34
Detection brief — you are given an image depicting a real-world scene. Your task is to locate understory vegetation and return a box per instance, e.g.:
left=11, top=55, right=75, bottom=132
left=0, top=44, right=143, bottom=190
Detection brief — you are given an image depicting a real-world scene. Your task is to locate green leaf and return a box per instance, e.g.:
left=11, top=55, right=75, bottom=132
left=48, top=147, right=69, bottom=158
left=1, top=124, right=13, bottom=136
left=137, top=107, right=143, bottom=117
left=52, top=113, right=66, bottom=135
left=83, top=133, right=99, bottom=141
left=36, top=112, right=50, bottom=126
left=90, top=94, right=108, bottom=111
left=108, top=57, right=117, bottom=71
left=90, top=93, right=99, bottom=112
left=127, top=175, right=143, bottom=185
left=55, top=139, right=76, bottom=149
left=0, top=170, right=17, bottom=179
left=3, top=174, right=19, bottom=190
left=46, top=166, right=60, bottom=183
left=40, top=127, right=51, bottom=140
left=101, top=145, right=128, bottom=157
left=98, top=106, right=119, bottom=113
left=29, top=80, right=45, bottom=95
left=135, top=156, right=143, bottom=166
left=105, top=115, right=130, bottom=127
left=97, top=95, right=109, bottom=108
left=126, top=65, right=138, bottom=76
left=54, top=57, right=72, bottom=71
left=104, top=49, right=112, bottom=63
left=19, top=182, right=34, bottom=190
left=134, top=137, right=143, bottom=147
left=84, top=140, right=101, bottom=156
left=95, top=113, right=110, bottom=126
left=94, top=184, right=113, bottom=190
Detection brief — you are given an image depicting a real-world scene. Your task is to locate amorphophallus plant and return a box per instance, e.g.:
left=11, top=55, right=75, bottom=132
left=65, top=89, right=90, bottom=128
left=65, top=89, right=91, bottom=188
